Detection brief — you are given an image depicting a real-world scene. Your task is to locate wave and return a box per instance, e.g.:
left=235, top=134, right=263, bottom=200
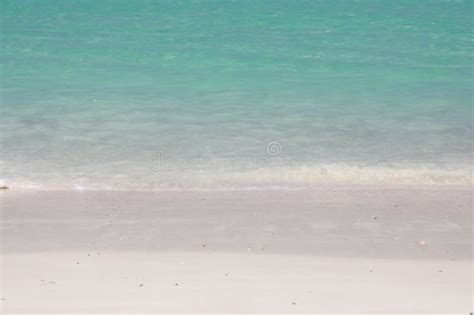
left=2, top=162, right=472, bottom=191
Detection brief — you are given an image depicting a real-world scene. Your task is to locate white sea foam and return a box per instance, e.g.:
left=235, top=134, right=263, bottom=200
left=3, top=162, right=472, bottom=191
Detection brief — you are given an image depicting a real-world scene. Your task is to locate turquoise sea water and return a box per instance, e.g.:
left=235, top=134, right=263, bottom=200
left=1, top=0, right=473, bottom=190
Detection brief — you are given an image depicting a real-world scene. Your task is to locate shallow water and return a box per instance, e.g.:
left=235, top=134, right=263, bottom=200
left=1, top=0, right=472, bottom=190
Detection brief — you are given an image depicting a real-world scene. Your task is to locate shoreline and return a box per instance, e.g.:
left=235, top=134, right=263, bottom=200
left=0, top=182, right=472, bottom=193
left=2, top=162, right=472, bottom=192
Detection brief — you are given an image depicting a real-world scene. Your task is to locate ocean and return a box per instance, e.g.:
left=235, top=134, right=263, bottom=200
left=1, top=0, right=472, bottom=190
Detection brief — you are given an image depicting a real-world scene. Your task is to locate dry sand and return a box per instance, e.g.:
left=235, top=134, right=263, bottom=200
left=0, top=187, right=472, bottom=313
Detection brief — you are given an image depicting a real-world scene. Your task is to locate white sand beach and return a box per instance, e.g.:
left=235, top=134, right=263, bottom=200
left=2, top=0, right=473, bottom=313
left=0, top=186, right=472, bottom=314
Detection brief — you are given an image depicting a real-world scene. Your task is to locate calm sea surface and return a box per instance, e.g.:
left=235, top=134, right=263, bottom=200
left=1, top=0, right=472, bottom=190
